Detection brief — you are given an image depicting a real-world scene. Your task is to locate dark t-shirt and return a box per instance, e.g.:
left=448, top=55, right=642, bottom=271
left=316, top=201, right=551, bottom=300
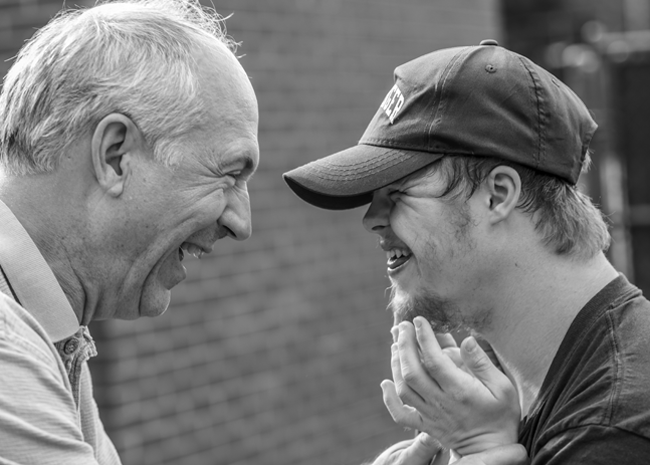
left=518, top=274, right=650, bottom=463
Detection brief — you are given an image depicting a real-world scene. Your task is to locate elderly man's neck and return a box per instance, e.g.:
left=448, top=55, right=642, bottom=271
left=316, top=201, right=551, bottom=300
left=0, top=170, right=91, bottom=325
left=476, top=250, right=619, bottom=418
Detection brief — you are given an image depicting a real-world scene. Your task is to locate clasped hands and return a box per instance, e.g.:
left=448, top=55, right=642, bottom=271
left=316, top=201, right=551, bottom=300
left=373, top=316, right=526, bottom=465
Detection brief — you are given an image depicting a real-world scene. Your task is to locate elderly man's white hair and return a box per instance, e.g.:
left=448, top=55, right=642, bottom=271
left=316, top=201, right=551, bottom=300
left=0, top=0, right=237, bottom=175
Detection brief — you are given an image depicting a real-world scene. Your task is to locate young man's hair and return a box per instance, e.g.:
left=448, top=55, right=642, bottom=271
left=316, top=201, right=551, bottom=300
left=431, top=155, right=611, bottom=260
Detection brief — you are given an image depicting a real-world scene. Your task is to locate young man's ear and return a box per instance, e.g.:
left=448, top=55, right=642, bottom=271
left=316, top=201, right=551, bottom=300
left=90, top=113, right=144, bottom=197
left=485, top=165, right=521, bottom=224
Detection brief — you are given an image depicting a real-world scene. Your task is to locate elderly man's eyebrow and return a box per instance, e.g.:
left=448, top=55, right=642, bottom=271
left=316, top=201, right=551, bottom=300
left=219, top=154, right=257, bottom=177
left=215, top=150, right=250, bottom=168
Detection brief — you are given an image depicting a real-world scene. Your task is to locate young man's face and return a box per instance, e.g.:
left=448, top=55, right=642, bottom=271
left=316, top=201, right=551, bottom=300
left=362, top=164, right=486, bottom=332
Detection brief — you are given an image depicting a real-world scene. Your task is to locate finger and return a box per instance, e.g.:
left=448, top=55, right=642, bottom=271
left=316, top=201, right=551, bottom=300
left=441, top=346, right=464, bottom=369
left=411, top=317, right=467, bottom=391
left=460, top=337, right=513, bottom=397
left=476, top=337, right=502, bottom=370
left=471, top=444, right=529, bottom=465
left=435, top=332, right=464, bottom=371
left=391, top=342, right=427, bottom=406
left=435, top=332, right=458, bottom=349
left=399, top=433, right=443, bottom=465
left=380, top=379, right=424, bottom=430
left=391, top=326, right=399, bottom=343
left=396, top=322, right=445, bottom=399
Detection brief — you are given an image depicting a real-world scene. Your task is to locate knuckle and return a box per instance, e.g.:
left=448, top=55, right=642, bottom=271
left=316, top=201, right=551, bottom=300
left=421, top=357, right=440, bottom=375
left=395, top=381, right=410, bottom=400
left=449, top=388, right=469, bottom=404
left=401, top=365, right=418, bottom=384
left=441, top=347, right=457, bottom=358
left=395, top=388, right=417, bottom=409
left=397, top=336, right=409, bottom=350
left=472, top=353, right=490, bottom=370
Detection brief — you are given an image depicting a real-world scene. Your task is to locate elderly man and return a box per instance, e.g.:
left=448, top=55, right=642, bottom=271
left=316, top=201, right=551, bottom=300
left=0, top=0, right=258, bottom=462
left=284, top=41, right=650, bottom=464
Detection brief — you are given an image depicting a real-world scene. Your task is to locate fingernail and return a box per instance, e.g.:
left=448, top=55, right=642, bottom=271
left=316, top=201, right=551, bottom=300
left=390, top=326, right=399, bottom=341
left=414, top=317, right=422, bottom=329
left=465, top=336, right=477, bottom=352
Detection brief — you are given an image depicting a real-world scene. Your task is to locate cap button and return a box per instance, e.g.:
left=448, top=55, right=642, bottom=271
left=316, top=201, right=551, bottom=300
left=479, top=39, right=499, bottom=46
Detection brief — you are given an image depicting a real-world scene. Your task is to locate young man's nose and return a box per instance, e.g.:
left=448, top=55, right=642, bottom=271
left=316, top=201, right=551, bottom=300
left=362, top=191, right=391, bottom=234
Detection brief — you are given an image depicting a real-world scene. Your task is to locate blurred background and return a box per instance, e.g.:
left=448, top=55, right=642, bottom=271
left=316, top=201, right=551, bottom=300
left=1, top=0, right=649, bottom=464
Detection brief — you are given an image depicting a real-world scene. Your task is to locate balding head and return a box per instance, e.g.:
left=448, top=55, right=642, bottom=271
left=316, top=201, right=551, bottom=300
left=0, top=0, right=240, bottom=175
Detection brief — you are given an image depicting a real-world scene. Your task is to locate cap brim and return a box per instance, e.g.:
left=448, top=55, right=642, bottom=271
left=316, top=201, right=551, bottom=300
left=283, top=144, right=443, bottom=210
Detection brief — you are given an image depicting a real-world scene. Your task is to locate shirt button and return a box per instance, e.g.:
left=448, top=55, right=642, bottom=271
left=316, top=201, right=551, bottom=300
left=63, top=338, right=79, bottom=354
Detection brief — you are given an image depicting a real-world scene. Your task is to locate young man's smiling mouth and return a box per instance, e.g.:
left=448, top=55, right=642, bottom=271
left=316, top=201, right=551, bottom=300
left=386, top=247, right=412, bottom=270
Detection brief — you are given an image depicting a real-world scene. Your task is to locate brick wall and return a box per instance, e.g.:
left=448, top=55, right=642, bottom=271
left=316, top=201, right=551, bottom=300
left=0, top=1, right=502, bottom=464
left=502, top=0, right=650, bottom=289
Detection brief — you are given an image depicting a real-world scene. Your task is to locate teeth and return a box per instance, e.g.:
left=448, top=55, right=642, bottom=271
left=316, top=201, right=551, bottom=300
left=386, top=248, right=410, bottom=260
left=183, top=243, right=204, bottom=260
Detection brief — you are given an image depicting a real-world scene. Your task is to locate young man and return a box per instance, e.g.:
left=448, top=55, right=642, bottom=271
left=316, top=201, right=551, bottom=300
left=284, top=41, right=650, bottom=464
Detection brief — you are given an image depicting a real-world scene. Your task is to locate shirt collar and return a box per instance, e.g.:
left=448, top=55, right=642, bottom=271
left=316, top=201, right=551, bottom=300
left=0, top=200, right=79, bottom=342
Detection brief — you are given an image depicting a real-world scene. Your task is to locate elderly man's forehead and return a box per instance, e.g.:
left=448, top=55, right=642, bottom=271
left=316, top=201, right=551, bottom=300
left=185, top=34, right=247, bottom=92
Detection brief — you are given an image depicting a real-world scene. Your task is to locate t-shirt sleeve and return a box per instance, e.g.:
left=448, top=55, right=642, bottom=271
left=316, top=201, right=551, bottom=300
left=0, top=301, right=101, bottom=465
left=531, top=425, right=650, bottom=464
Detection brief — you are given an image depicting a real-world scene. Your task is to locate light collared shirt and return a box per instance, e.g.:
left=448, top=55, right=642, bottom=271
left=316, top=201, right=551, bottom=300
left=0, top=200, right=121, bottom=464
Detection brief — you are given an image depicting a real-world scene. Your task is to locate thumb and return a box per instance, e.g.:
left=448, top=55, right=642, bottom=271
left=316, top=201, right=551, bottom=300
left=460, top=336, right=508, bottom=392
left=401, top=433, right=442, bottom=465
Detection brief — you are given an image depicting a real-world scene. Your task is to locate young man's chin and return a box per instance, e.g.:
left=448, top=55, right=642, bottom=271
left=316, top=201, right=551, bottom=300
left=387, top=286, right=415, bottom=323
left=388, top=285, right=465, bottom=332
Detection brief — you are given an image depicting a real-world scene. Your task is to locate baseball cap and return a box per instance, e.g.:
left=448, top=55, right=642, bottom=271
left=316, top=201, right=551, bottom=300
left=283, top=40, right=598, bottom=210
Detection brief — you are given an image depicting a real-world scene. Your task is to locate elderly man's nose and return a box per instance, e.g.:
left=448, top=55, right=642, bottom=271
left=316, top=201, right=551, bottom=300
left=220, top=196, right=252, bottom=241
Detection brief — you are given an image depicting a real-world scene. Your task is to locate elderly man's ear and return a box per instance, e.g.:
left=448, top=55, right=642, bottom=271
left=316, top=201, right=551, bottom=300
left=484, top=165, right=522, bottom=225
left=91, top=113, right=145, bottom=197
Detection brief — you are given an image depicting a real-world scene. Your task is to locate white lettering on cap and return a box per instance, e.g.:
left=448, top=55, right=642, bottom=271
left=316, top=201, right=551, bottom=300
left=379, top=84, right=405, bottom=124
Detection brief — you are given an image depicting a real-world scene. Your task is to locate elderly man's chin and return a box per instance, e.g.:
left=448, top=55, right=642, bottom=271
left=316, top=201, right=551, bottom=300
left=139, top=289, right=172, bottom=318
left=131, top=251, right=184, bottom=318
left=132, top=275, right=174, bottom=319
left=388, top=284, right=465, bottom=333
